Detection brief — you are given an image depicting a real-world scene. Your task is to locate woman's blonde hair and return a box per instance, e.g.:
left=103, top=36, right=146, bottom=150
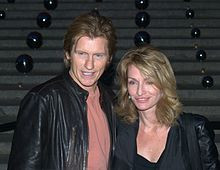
left=115, top=45, right=182, bottom=126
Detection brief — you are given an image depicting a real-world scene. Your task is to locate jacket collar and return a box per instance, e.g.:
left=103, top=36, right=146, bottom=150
left=63, top=70, right=88, bottom=98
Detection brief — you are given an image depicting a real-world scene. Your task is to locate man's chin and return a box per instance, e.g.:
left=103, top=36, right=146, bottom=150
left=80, top=81, right=97, bottom=88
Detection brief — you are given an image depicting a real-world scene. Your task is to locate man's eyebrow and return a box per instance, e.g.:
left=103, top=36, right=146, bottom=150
left=94, top=52, right=106, bottom=55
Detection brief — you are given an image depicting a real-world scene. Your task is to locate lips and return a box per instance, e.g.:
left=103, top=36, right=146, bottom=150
left=135, top=97, right=149, bottom=103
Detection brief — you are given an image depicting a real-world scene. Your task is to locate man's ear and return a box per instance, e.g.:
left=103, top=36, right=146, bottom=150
left=105, top=56, right=112, bottom=69
left=108, top=55, right=113, bottom=63
left=65, top=51, right=70, bottom=60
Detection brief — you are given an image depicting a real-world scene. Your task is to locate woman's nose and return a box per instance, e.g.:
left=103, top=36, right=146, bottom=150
left=137, top=83, right=145, bottom=96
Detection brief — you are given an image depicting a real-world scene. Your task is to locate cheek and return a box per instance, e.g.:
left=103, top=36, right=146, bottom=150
left=155, top=91, right=163, bottom=101
left=97, top=61, right=108, bottom=71
left=72, top=56, right=84, bottom=65
left=148, top=85, right=160, bottom=94
left=128, top=86, right=136, bottom=95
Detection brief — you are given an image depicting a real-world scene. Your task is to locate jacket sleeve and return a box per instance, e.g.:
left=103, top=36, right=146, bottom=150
left=7, top=92, right=48, bottom=170
left=195, top=115, right=220, bottom=170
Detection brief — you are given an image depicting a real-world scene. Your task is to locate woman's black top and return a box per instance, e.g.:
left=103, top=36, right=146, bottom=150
left=134, top=154, right=158, bottom=170
left=112, top=113, right=220, bottom=170
left=134, top=127, right=176, bottom=170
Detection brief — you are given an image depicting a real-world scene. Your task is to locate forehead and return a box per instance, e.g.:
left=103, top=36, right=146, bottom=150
left=74, top=36, right=108, bottom=52
left=128, top=65, right=142, bottom=77
left=127, top=65, right=152, bottom=80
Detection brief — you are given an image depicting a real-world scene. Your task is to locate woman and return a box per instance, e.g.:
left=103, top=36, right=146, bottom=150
left=113, top=45, right=219, bottom=170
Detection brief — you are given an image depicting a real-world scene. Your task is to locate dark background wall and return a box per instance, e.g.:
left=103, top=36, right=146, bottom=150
left=0, top=0, right=220, bottom=169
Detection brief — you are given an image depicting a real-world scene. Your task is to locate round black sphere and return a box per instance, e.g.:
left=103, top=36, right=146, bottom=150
left=202, top=76, right=214, bottom=88
left=26, top=31, right=43, bottom=49
left=135, top=11, right=150, bottom=28
left=37, top=12, right=52, bottom=28
left=196, top=49, right=206, bottom=61
left=135, top=0, right=149, bottom=10
left=191, top=27, right=200, bottom=38
left=186, top=8, right=194, bottom=19
left=44, top=0, right=58, bottom=10
left=0, top=10, right=6, bottom=19
left=8, top=0, right=15, bottom=3
left=16, top=54, right=33, bottom=73
left=90, top=8, right=100, bottom=16
left=134, top=31, right=151, bottom=47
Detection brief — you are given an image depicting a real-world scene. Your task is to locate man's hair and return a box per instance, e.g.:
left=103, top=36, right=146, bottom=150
left=63, top=11, right=117, bottom=67
left=115, top=45, right=182, bottom=126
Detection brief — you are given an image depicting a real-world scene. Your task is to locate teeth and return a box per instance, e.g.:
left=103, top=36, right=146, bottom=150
left=82, top=72, right=93, bottom=76
left=137, top=98, right=148, bottom=101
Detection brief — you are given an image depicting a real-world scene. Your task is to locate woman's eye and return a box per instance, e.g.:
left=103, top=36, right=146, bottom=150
left=128, top=80, right=136, bottom=85
left=146, top=81, right=153, bottom=85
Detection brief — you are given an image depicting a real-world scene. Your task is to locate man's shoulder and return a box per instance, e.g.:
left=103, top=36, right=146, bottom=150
left=29, top=74, right=66, bottom=96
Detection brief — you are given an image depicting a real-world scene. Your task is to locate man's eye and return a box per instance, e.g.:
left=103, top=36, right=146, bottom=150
left=78, top=52, right=85, bottom=55
left=76, top=51, right=87, bottom=57
left=95, top=54, right=104, bottom=58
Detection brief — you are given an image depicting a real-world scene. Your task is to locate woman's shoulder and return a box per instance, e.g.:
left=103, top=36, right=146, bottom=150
left=178, top=112, right=215, bottom=138
left=178, top=112, right=209, bottom=126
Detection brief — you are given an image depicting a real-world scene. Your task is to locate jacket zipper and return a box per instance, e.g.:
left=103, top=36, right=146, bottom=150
left=82, top=97, right=89, bottom=170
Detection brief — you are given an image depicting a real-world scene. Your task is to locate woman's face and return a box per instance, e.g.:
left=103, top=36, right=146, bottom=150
left=127, top=65, right=163, bottom=112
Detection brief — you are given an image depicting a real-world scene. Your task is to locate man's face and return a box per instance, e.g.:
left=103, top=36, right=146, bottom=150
left=66, top=36, right=110, bottom=92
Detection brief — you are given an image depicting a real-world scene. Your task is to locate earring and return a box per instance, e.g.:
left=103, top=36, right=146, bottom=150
left=128, top=95, right=131, bottom=99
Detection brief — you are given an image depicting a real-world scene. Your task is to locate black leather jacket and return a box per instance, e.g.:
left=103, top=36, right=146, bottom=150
left=113, top=113, right=219, bottom=170
left=8, top=71, right=116, bottom=170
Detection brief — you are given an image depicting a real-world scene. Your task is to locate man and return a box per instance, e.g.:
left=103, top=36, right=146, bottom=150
left=8, top=11, right=117, bottom=170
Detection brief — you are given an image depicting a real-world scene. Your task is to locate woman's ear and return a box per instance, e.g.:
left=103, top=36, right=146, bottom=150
left=160, top=91, right=164, bottom=98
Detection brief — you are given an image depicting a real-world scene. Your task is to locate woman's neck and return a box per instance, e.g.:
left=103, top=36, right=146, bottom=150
left=138, top=110, right=165, bottom=132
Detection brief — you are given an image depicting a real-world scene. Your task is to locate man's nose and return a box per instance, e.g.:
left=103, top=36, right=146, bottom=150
left=85, top=56, right=94, bottom=70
